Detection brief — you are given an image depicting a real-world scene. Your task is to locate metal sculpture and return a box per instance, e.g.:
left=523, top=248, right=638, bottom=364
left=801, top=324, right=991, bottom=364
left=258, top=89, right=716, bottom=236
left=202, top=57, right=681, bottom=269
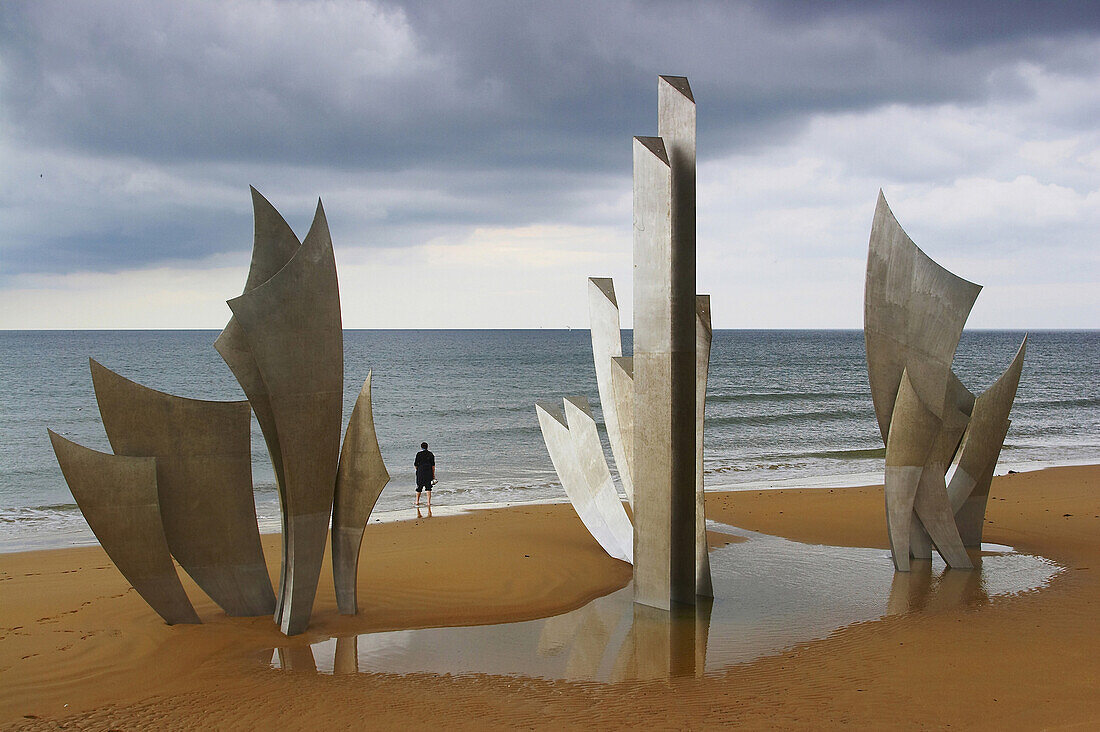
left=694, top=295, right=713, bottom=598
left=610, top=355, right=635, bottom=479
left=90, top=359, right=275, bottom=616
left=884, top=369, right=972, bottom=569
left=49, top=188, right=371, bottom=636
left=227, top=199, right=344, bottom=635
left=214, top=187, right=302, bottom=611
left=332, top=372, right=391, bottom=615
left=948, top=337, right=1027, bottom=545
left=563, top=396, right=635, bottom=564
left=631, top=75, right=699, bottom=610
left=588, top=277, right=634, bottom=503
left=534, top=77, right=710, bottom=609
left=865, top=191, right=1025, bottom=570
left=535, top=399, right=632, bottom=563
left=47, top=430, right=201, bottom=625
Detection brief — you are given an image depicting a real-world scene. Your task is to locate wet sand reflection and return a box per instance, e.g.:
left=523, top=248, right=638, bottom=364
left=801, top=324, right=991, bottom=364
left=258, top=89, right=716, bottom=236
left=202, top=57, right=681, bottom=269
left=269, top=526, right=1061, bottom=682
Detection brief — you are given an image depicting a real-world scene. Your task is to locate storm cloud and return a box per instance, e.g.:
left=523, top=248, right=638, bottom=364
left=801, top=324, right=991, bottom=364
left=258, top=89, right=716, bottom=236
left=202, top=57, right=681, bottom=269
left=0, top=0, right=1097, bottom=326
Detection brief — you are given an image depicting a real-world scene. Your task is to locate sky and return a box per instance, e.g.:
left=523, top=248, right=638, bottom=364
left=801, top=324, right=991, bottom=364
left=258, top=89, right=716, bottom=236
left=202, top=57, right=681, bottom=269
left=1, top=0, right=1098, bottom=329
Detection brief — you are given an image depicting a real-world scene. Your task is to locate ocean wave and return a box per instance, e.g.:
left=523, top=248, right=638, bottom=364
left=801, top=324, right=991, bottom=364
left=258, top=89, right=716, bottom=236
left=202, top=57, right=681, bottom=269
left=707, top=461, right=807, bottom=474
left=0, top=503, right=81, bottom=523
left=1016, top=396, right=1100, bottom=409
left=461, top=423, right=544, bottom=436
left=399, top=403, right=536, bottom=419
left=781, top=447, right=886, bottom=460
left=706, top=408, right=869, bottom=427
left=706, top=391, right=865, bottom=404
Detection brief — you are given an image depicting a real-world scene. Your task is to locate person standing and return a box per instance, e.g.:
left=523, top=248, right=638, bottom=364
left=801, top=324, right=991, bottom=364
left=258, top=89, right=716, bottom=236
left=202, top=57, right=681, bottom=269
left=414, top=442, right=435, bottom=507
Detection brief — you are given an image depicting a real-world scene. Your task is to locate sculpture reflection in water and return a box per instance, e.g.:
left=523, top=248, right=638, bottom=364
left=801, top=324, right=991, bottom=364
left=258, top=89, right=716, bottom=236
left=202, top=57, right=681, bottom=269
left=270, top=527, right=1061, bottom=682
left=49, top=188, right=388, bottom=636
left=887, top=560, right=988, bottom=615
left=864, top=192, right=1026, bottom=572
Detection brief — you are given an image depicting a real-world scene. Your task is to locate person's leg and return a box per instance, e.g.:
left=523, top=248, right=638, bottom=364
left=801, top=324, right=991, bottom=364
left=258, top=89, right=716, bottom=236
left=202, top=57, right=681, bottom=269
left=426, top=486, right=431, bottom=507
left=415, top=486, right=422, bottom=506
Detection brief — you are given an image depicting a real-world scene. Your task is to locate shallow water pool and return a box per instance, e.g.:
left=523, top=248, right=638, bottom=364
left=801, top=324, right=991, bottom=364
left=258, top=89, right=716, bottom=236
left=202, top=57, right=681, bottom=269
left=267, top=523, right=1063, bottom=682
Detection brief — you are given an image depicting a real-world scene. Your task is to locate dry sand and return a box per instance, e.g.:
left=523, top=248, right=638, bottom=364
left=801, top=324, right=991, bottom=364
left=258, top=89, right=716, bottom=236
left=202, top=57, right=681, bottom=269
left=1, top=465, right=1097, bottom=730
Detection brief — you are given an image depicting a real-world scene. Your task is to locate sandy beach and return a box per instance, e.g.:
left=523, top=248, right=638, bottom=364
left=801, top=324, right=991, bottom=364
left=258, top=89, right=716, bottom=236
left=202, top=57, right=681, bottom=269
left=1, top=464, right=1097, bottom=730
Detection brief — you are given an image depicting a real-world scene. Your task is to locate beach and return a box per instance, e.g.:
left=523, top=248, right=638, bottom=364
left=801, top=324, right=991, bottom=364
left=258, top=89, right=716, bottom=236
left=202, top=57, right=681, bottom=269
left=1, top=464, right=1097, bottom=730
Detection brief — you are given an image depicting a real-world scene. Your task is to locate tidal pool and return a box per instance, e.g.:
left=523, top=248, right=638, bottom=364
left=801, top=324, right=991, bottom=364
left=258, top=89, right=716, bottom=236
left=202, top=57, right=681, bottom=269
left=267, top=523, right=1063, bottom=682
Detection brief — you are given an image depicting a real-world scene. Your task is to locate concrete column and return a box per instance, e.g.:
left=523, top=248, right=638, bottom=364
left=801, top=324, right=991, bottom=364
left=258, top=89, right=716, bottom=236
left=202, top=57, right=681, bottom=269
left=632, top=127, right=696, bottom=609
left=660, top=76, right=699, bottom=606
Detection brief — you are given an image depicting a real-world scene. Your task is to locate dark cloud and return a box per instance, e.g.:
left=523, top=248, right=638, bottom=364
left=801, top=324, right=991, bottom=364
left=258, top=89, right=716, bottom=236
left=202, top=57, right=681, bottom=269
left=1, top=0, right=1099, bottom=275
left=5, top=0, right=1096, bottom=169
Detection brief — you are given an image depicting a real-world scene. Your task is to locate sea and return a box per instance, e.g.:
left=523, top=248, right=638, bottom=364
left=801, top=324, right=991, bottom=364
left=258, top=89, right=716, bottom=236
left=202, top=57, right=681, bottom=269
left=1, top=329, right=1097, bottom=553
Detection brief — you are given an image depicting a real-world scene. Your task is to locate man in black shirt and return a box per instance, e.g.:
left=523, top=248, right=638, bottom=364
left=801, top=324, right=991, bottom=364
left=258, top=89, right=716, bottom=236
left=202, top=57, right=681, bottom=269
left=414, top=442, right=435, bottom=507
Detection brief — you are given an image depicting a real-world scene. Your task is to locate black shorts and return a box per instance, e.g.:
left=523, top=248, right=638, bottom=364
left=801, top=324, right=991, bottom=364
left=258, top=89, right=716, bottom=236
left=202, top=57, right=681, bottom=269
left=416, top=482, right=432, bottom=492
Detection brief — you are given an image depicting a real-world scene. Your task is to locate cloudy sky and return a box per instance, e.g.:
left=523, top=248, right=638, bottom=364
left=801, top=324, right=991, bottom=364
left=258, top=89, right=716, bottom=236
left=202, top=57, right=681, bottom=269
left=1, top=0, right=1098, bottom=329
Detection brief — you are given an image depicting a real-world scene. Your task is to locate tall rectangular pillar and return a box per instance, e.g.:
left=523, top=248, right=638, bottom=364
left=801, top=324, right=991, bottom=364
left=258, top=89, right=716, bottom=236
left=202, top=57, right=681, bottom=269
left=661, top=75, right=699, bottom=606
left=632, top=127, right=697, bottom=610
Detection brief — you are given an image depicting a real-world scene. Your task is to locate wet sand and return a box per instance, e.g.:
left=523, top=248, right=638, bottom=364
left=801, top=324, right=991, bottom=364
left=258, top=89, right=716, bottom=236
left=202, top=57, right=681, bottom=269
left=1, top=465, right=1097, bottom=730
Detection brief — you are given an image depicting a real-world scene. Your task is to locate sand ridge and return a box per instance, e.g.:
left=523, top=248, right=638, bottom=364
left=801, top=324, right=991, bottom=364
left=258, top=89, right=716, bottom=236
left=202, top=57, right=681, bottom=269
left=1, top=465, right=1098, bottom=729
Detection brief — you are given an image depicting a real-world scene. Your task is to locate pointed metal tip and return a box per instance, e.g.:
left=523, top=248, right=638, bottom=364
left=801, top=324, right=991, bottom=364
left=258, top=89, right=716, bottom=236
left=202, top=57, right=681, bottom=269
left=696, top=294, right=712, bottom=321
left=563, top=395, right=591, bottom=415
left=611, top=355, right=634, bottom=378
left=535, top=400, right=567, bottom=427
left=658, top=75, right=694, bottom=102
left=589, top=277, right=617, bottom=306
left=250, top=186, right=274, bottom=209
left=634, top=136, right=670, bottom=165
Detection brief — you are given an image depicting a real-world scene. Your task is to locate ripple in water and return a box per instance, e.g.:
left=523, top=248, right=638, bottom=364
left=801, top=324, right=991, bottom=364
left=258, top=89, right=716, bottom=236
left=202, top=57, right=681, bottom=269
left=266, top=524, right=1064, bottom=681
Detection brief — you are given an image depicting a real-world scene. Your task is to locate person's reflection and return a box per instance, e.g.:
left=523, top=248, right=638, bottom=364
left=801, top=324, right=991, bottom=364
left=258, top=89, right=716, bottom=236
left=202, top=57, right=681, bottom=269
left=416, top=504, right=433, bottom=519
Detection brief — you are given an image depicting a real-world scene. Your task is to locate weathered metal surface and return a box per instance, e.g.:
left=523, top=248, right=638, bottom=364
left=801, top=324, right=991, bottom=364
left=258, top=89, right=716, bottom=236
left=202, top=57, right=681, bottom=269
left=562, top=396, right=634, bottom=564
left=694, top=295, right=713, bottom=598
left=866, top=191, right=987, bottom=571
left=332, top=372, right=391, bottom=615
left=535, top=399, right=632, bottom=563
left=48, top=430, right=200, bottom=625
left=228, top=200, right=343, bottom=635
left=90, top=359, right=276, bottom=616
left=948, top=337, right=1027, bottom=545
left=865, top=190, right=982, bottom=437
left=588, top=277, right=633, bottom=503
left=214, top=187, right=302, bottom=620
